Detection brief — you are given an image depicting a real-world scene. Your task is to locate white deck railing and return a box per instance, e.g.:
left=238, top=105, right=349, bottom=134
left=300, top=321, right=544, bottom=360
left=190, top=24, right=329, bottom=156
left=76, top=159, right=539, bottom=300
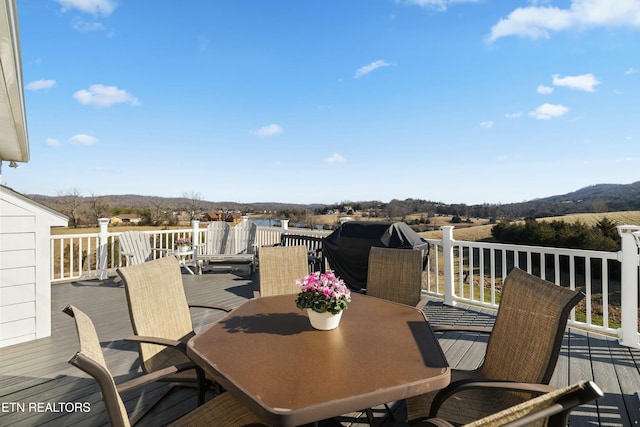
left=50, top=220, right=640, bottom=348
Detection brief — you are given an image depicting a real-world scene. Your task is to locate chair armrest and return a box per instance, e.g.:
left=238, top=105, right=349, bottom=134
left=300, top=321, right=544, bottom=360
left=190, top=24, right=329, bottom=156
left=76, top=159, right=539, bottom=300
left=432, top=325, right=493, bottom=334
left=188, top=303, right=233, bottom=312
left=124, top=335, right=187, bottom=353
left=429, top=379, right=555, bottom=418
left=416, top=298, right=428, bottom=310
left=116, top=362, right=195, bottom=393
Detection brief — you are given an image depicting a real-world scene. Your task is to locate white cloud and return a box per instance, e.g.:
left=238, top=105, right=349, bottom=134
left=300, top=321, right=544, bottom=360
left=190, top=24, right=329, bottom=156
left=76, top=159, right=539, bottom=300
left=552, top=73, right=600, bottom=92
left=399, top=0, right=479, bottom=12
left=625, top=67, right=638, bottom=75
left=254, top=124, right=283, bottom=137
left=55, top=0, right=116, bottom=16
left=72, top=17, right=106, bottom=32
left=537, top=85, right=554, bottom=94
left=73, top=84, right=140, bottom=107
left=505, top=112, right=523, bottom=119
left=529, top=103, right=570, bottom=120
left=69, top=134, right=98, bottom=145
left=487, top=0, right=640, bottom=43
left=26, top=79, right=56, bottom=91
left=45, top=138, right=61, bottom=147
left=480, top=121, right=494, bottom=128
left=354, top=60, right=392, bottom=79
left=324, top=153, right=346, bottom=164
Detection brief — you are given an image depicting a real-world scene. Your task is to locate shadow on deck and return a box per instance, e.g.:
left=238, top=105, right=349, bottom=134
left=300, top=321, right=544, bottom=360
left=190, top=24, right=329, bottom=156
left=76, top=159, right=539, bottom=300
left=1, top=271, right=639, bottom=426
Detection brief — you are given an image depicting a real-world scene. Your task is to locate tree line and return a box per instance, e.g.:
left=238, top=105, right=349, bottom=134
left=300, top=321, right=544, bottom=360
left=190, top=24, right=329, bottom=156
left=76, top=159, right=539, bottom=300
left=490, top=217, right=620, bottom=251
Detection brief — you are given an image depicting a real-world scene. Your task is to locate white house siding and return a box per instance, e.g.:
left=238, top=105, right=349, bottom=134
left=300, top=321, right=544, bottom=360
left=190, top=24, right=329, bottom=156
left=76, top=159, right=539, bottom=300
left=0, top=186, right=67, bottom=347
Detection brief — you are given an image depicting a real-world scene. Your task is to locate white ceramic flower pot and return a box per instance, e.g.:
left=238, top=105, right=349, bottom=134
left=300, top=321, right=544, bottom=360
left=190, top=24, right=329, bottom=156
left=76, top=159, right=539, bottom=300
left=306, top=309, right=343, bottom=330
left=178, top=245, right=189, bottom=253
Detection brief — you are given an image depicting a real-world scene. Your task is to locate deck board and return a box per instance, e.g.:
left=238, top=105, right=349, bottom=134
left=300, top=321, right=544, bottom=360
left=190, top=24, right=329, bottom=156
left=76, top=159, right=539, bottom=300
left=1, top=273, right=638, bottom=426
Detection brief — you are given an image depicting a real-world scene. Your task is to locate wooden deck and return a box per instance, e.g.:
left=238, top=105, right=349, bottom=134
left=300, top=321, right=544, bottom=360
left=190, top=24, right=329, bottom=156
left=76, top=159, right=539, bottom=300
left=1, top=271, right=639, bottom=426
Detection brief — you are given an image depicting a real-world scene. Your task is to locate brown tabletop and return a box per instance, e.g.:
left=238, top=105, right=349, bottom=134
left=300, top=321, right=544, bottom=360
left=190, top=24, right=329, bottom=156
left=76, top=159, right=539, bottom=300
left=187, top=293, right=450, bottom=426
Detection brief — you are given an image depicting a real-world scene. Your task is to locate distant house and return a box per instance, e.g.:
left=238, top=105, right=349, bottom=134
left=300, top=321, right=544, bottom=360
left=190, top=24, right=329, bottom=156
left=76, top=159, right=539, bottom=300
left=204, top=211, right=225, bottom=222
left=111, top=214, right=142, bottom=225
left=203, top=211, right=243, bottom=223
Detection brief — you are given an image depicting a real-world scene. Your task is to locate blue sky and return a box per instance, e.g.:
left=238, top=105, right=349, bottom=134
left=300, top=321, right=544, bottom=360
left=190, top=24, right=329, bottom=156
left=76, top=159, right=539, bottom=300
left=6, top=0, right=640, bottom=205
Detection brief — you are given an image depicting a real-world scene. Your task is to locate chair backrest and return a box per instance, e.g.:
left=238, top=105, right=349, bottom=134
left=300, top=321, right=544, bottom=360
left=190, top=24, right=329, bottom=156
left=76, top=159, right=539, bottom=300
left=281, top=233, right=323, bottom=253
left=225, top=221, right=257, bottom=255
left=116, top=256, right=194, bottom=373
left=366, top=247, right=423, bottom=306
left=203, top=221, right=230, bottom=255
left=463, top=381, right=603, bottom=427
left=119, top=231, right=153, bottom=265
left=480, top=268, right=584, bottom=385
left=64, top=305, right=130, bottom=427
left=258, top=245, right=309, bottom=296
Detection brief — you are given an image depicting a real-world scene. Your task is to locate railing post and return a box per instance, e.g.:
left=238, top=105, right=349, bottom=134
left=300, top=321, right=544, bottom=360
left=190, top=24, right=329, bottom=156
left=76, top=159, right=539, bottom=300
left=441, top=226, right=456, bottom=306
left=617, top=225, right=640, bottom=348
left=281, top=219, right=289, bottom=231
left=97, top=218, right=110, bottom=280
left=192, top=220, right=199, bottom=248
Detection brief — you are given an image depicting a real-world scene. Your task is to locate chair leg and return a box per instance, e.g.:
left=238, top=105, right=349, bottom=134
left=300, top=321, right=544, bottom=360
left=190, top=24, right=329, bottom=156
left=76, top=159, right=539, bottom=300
left=196, top=367, right=206, bottom=406
left=365, top=408, right=376, bottom=426
left=384, top=403, right=395, bottom=421
left=129, top=384, right=176, bottom=426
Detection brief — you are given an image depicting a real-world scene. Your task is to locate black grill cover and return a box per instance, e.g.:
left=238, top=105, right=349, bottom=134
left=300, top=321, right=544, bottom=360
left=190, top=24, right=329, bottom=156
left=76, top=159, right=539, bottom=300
left=322, top=221, right=429, bottom=291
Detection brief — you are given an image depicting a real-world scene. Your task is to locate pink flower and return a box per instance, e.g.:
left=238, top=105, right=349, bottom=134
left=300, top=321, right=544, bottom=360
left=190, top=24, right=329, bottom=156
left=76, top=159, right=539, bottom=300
left=295, top=270, right=351, bottom=314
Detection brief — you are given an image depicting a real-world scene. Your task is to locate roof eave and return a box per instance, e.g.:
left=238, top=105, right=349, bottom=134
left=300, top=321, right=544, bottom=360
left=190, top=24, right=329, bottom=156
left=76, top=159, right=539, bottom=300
left=0, top=0, right=29, bottom=163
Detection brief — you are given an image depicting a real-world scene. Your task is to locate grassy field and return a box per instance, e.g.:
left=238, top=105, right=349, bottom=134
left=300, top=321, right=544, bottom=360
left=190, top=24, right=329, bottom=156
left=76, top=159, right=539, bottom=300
left=52, top=210, right=640, bottom=242
left=51, top=224, right=191, bottom=235
left=420, top=210, right=640, bottom=242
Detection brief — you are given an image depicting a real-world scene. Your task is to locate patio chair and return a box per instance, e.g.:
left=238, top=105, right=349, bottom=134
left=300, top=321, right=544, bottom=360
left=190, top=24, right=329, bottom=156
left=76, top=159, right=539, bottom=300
left=116, top=256, right=233, bottom=412
left=257, top=245, right=308, bottom=297
left=366, top=246, right=425, bottom=308
left=413, top=380, right=603, bottom=427
left=406, top=267, right=584, bottom=425
left=279, top=233, right=325, bottom=272
left=197, top=221, right=258, bottom=274
left=362, top=246, right=426, bottom=425
left=63, top=305, right=268, bottom=427
left=118, top=231, right=163, bottom=266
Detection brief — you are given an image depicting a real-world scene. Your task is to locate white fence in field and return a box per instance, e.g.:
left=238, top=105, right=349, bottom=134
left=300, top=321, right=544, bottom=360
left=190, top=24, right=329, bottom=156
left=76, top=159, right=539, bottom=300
left=50, top=220, right=640, bottom=348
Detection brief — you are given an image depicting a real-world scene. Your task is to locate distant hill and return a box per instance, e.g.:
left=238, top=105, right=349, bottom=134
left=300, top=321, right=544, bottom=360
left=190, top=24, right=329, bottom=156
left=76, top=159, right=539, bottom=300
left=27, top=181, right=640, bottom=223
left=502, top=181, right=640, bottom=218
left=27, top=193, right=320, bottom=214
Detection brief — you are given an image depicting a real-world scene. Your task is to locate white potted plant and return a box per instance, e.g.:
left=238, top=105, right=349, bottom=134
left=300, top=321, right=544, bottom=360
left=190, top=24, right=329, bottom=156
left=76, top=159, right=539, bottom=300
left=175, top=237, right=191, bottom=253
left=295, top=270, right=351, bottom=330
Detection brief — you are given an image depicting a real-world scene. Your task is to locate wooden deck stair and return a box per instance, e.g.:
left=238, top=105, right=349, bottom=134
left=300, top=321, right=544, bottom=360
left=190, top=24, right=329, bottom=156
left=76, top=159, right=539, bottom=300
left=1, top=273, right=639, bottom=426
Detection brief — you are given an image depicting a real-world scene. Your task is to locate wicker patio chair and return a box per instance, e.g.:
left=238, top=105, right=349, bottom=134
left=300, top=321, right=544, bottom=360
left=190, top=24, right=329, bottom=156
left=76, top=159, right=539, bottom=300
left=362, top=246, right=426, bottom=423
left=414, top=380, right=602, bottom=427
left=63, top=305, right=268, bottom=427
left=406, top=267, right=584, bottom=425
left=116, top=256, right=233, bottom=411
left=367, top=246, right=425, bottom=308
left=279, top=233, right=325, bottom=272
left=257, top=245, right=309, bottom=297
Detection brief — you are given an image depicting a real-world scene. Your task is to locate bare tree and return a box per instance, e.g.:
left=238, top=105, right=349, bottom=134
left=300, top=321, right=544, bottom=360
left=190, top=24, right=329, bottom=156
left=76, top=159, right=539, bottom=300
left=57, top=188, right=83, bottom=227
left=88, top=193, right=111, bottom=225
left=183, top=192, right=203, bottom=221
left=150, top=198, right=169, bottom=225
